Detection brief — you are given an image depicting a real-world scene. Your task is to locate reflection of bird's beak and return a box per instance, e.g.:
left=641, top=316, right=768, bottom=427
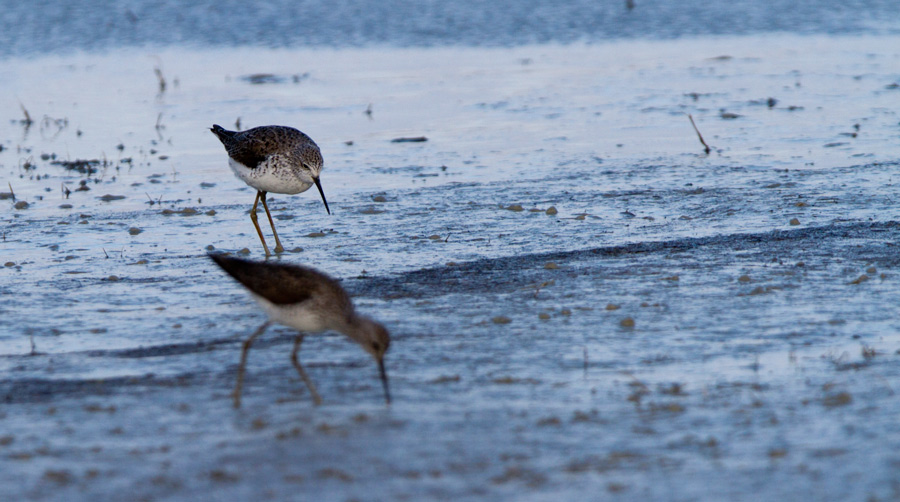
left=378, top=358, right=391, bottom=405
left=314, top=177, right=331, bottom=215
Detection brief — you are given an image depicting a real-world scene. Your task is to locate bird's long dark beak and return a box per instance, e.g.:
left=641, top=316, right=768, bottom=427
left=314, top=177, right=331, bottom=215
left=378, top=358, right=391, bottom=405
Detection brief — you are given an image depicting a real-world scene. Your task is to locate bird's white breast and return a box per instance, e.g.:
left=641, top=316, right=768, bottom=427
left=254, top=295, right=330, bottom=333
left=228, top=157, right=313, bottom=195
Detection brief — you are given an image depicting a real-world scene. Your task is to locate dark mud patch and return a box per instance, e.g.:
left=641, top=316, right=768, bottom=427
left=347, top=221, right=900, bottom=299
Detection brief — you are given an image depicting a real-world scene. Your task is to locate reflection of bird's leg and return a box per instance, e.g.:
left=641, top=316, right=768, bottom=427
left=259, top=191, right=284, bottom=254
left=291, top=334, right=322, bottom=405
left=233, top=321, right=271, bottom=408
left=250, top=191, right=271, bottom=257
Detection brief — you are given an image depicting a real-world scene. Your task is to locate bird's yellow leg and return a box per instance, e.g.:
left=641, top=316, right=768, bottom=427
left=250, top=191, right=271, bottom=257
left=233, top=321, right=271, bottom=408
left=291, top=334, right=322, bottom=405
left=259, top=192, right=284, bottom=254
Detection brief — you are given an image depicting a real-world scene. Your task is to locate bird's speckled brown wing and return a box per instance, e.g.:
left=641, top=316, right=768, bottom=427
left=211, top=125, right=318, bottom=170
left=209, top=254, right=350, bottom=307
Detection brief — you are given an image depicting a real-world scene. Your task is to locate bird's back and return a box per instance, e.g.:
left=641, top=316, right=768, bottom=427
left=210, top=125, right=321, bottom=170
left=209, top=253, right=351, bottom=309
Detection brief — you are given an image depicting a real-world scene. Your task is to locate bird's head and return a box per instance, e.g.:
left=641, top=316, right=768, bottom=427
left=357, top=317, right=390, bottom=360
left=353, top=317, right=392, bottom=403
left=294, top=145, right=330, bottom=215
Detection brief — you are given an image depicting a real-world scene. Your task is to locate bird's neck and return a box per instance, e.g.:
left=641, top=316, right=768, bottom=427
left=334, top=314, right=375, bottom=345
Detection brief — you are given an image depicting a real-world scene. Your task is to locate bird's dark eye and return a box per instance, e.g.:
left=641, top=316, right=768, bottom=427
left=371, top=342, right=381, bottom=351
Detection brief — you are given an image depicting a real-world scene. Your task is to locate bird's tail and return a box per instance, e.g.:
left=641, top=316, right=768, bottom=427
left=210, top=124, right=236, bottom=145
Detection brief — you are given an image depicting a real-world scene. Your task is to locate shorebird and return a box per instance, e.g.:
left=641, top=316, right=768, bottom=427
left=210, top=124, right=331, bottom=257
left=209, top=253, right=391, bottom=407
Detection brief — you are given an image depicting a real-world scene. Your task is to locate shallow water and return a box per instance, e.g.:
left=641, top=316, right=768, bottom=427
left=1, top=0, right=899, bottom=56
left=2, top=33, right=900, bottom=501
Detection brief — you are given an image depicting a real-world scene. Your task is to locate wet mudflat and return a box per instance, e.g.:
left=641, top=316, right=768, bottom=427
left=2, top=35, right=900, bottom=500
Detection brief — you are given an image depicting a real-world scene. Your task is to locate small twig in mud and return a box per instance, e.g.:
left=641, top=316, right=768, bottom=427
left=145, top=193, right=163, bottom=206
left=529, top=280, right=555, bottom=298
left=29, top=331, right=37, bottom=356
left=687, top=114, right=711, bottom=154
left=19, top=102, right=34, bottom=127
left=365, top=103, right=373, bottom=119
left=235, top=117, right=241, bottom=131
left=102, top=248, right=109, bottom=259
left=61, top=183, right=70, bottom=199
left=154, top=66, right=166, bottom=94
left=39, top=115, right=68, bottom=139
left=20, top=156, right=34, bottom=171
left=8, top=182, right=15, bottom=201
left=583, top=346, right=589, bottom=376
left=444, top=233, right=451, bottom=243
left=155, top=113, right=165, bottom=140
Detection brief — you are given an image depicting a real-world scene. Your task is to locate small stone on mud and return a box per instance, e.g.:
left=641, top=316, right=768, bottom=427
left=128, top=227, right=143, bottom=235
left=14, top=201, right=28, bottom=210
left=738, top=275, right=751, bottom=282
left=289, top=247, right=304, bottom=253
left=4, top=262, right=15, bottom=267
left=179, top=207, right=199, bottom=216
left=306, top=232, right=326, bottom=238
left=206, top=245, right=215, bottom=250
left=107, top=275, right=120, bottom=281
left=606, top=304, right=620, bottom=311
left=789, top=218, right=800, bottom=225
left=238, top=248, right=251, bottom=255
left=620, top=317, right=635, bottom=328
left=538, top=313, right=551, bottom=320
left=98, top=194, right=126, bottom=202
left=849, top=274, right=869, bottom=285
left=428, top=375, right=461, bottom=384
left=206, top=209, right=216, bottom=216
left=59, top=204, right=72, bottom=209
left=492, top=316, right=512, bottom=325
left=390, top=136, right=427, bottom=143
left=546, top=206, right=558, bottom=215
left=544, top=262, right=558, bottom=269
left=504, top=204, right=524, bottom=212
left=372, top=195, right=387, bottom=202
left=823, top=392, right=852, bottom=408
